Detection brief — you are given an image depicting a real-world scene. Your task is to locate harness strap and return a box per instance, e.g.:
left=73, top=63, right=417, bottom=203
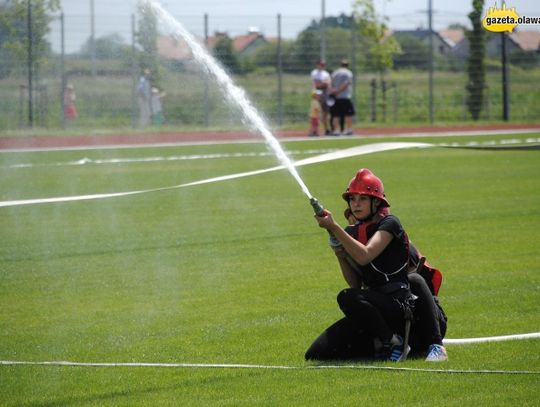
left=370, top=261, right=409, bottom=282
left=357, top=221, right=373, bottom=245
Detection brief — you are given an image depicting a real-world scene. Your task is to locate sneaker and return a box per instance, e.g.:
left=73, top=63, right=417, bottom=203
left=389, top=335, right=410, bottom=362
left=331, top=130, right=341, bottom=136
left=425, top=344, right=448, bottom=362
left=343, top=129, right=354, bottom=135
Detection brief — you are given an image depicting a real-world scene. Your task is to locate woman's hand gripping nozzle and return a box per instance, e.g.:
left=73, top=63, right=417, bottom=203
left=310, top=197, right=327, bottom=217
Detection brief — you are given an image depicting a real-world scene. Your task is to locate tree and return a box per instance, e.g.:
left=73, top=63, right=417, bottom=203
left=213, top=36, right=241, bottom=74
left=290, top=29, right=319, bottom=73
left=466, top=0, right=486, bottom=120
left=353, top=0, right=401, bottom=75
left=0, top=0, right=60, bottom=79
left=393, top=34, right=429, bottom=70
left=80, top=33, right=131, bottom=60
left=305, top=13, right=355, bottom=31
left=293, top=18, right=354, bottom=73
left=136, top=0, right=160, bottom=84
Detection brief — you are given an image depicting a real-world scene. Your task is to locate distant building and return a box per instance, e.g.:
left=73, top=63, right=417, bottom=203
left=233, top=31, right=267, bottom=56
left=392, top=29, right=454, bottom=56
left=156, top=36, right=192, bottom=61
left=210, top=29, right=268, bottom=57
left=157, top=29, right=270, bottom=63
left=437, top=28, right=540, bottom=58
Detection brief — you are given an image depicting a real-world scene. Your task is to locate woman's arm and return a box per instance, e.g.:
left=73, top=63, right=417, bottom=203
left=333, top=247, right=361, bottom=288
left=316, top=211, right=393, bottom=265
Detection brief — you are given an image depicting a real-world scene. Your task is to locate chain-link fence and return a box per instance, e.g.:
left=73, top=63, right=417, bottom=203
left=1, top=7, right=539, bottom=133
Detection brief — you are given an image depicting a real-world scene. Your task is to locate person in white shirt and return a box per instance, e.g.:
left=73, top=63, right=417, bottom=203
left=310, top=60, right=331, bottom=135
left=329, top=60, right=355, bottom=135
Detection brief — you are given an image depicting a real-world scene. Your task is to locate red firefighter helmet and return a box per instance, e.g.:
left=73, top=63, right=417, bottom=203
left=342, top=168, right=390, bottom=207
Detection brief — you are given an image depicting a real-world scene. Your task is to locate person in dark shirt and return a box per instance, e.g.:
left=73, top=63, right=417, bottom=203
left=306, top=168, right=448, bottom=362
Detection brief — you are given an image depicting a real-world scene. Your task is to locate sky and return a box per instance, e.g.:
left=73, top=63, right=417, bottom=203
left=52, top=0, right=539, bottom=53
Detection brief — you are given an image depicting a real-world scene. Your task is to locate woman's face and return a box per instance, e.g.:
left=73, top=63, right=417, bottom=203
left=348, top=194, right=372, bottom=221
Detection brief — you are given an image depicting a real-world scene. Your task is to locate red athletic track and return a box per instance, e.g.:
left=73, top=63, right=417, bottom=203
left=1, top=123, right=540, bottom=150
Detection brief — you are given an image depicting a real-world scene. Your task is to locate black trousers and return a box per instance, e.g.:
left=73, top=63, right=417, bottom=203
left=408, top=273, right=447, bottom=349
left=305, top=280, right=447, bottom=361
left=305, top=287, right=407, bottom=361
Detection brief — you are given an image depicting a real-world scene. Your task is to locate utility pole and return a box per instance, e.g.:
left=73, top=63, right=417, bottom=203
left=27, top=0, right=33, bottom=127
left=428, top=0, right=434, bottom=124
left=90, top=0, right=96, bottom=78
left=61, top=12, right=66, bottom=128
left=204, top=13, right=209, bottom=127
left=321, top=0, right=326, bottom=60
left=277, top=13, right=283, bottom=126
left=501, top=32, right=509, bottom=121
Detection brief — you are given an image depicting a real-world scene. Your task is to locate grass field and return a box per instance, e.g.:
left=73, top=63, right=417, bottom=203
left=0, top=132, right=539, bottom=406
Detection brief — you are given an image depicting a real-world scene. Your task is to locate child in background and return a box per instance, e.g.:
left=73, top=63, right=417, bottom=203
left=151, top=87, right=166, bottom=126
left=308, top=90, right=322, bottom=137
left=63, top=84, right=78, bottom=126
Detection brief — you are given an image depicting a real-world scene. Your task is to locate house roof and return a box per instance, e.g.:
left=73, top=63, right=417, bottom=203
left=233, top=32, right=263, bottom=52
left=156, top=36, right=192, bottom=60
left=510, top=30, right=540, bottom=51
left=206, top=32, right=227, bottom=49
left=438, top=29, right=466, bottom=47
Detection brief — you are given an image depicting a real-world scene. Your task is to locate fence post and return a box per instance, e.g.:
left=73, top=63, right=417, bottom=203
left=392, top=82, right=398, bottom=123
left=320, top=0, right=326, bottom=60
left=60, top=12, right=66, bottom=129
left=428, top=0, right=434, bottom=124
left=131, top=14, right=137, bottom=128
left=484, top=84, right=490, bottom=120
left=351, top=15, right=357, bottom=123
left=501, top=32, right=509, bottom=121
left=370, top=78, right=377, bottom=122
left=381, top=79, right=387, bottom=122
left=90, top=0, right=96, bottom=77
left=19, top=85, right=25, bottom=128
left=204, top=13, right=210, bottom=127
left=277, top=13, right=283, bottom=126
left=27, top=0, right=33, bottom=127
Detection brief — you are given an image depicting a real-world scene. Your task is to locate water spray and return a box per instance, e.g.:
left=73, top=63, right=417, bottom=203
left=147, top=0, right=313, bottom=200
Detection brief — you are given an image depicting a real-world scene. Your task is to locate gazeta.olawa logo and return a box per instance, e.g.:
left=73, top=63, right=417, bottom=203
left=483, top=2, right=540, bottom=32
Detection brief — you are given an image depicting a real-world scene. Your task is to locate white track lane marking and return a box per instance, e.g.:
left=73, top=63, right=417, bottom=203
left=0, top=142, right=431, bottom=208
left=2, top=149, right=337, bottom=169
left=1, top=128, right=539, bottom=153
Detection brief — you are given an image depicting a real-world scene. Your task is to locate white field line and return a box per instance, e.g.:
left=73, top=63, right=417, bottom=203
left=3, top=330, right=539, bottom=374
left=3, top=136, right=539, bottom=169
left=443, top=332, right=540, bottom=344
left=2, top=149, right=337, bottom=169
left=0, top=142, right=431, bottom=208
left=0, top=358, right=538, bottom=375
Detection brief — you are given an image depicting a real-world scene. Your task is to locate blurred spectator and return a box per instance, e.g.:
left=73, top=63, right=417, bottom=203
left=63, top=84, right=78, bottom=126
left=310, top=59, right=331, bottom=135
left=137, top=69, right=152, bottom=127
left=151, top=87, right=166, bottom=126
left=308, top=89, right=322, bottom=137
left=329, top=60, right=355, bottom=135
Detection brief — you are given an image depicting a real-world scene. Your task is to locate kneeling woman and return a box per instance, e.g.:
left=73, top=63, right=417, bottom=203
left=306, top=168, right=447, bottom=362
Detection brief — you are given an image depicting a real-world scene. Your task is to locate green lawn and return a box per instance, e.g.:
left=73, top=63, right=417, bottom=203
left=0, top=133, right=539, bottom=405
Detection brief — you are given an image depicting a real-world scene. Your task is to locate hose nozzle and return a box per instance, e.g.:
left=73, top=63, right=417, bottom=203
left=310, top=197, right=326, bottom=217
